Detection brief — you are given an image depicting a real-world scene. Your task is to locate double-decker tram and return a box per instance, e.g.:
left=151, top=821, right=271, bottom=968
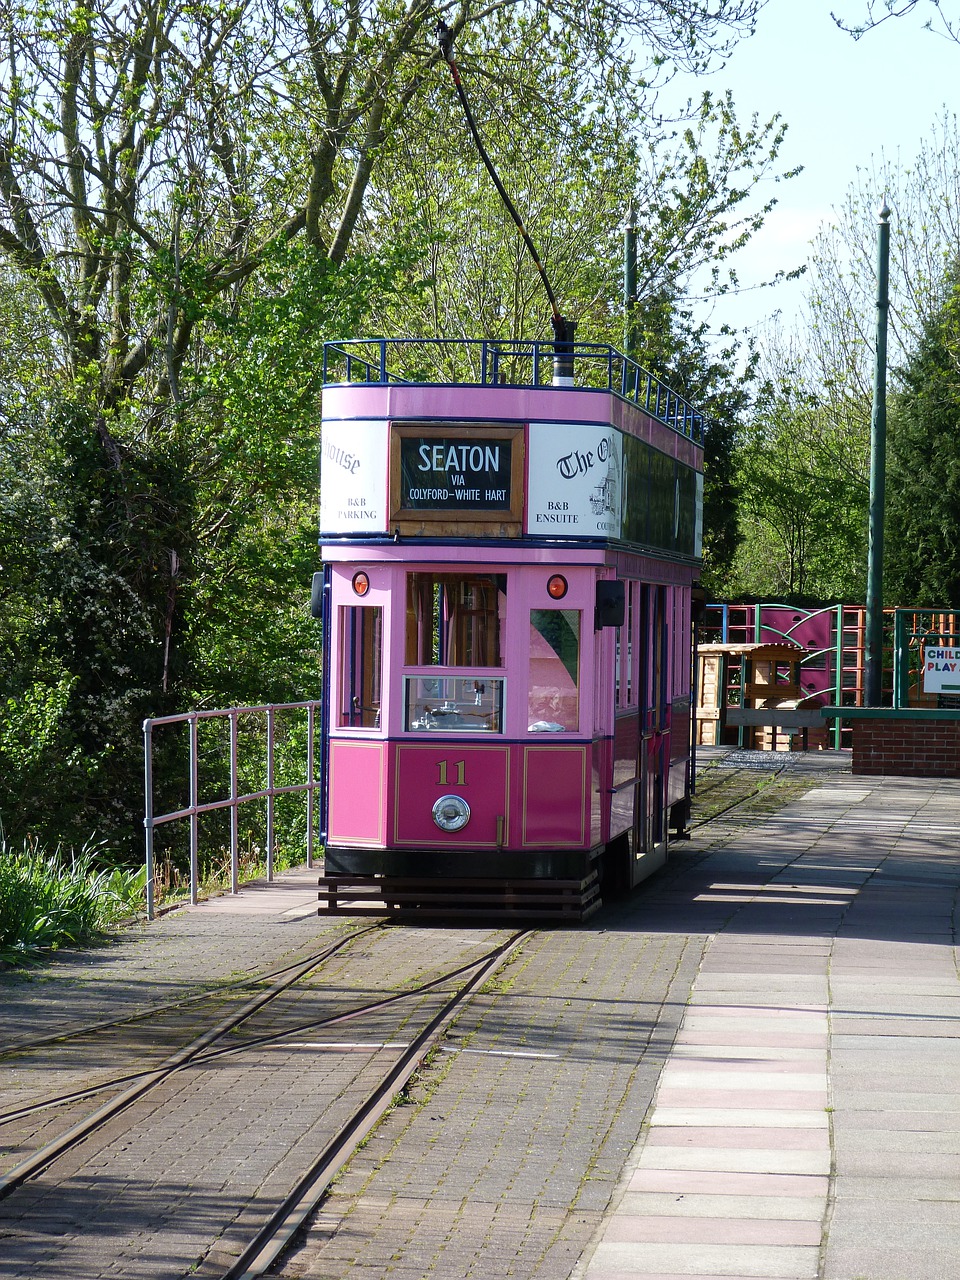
left=314, top=337, right=704, bottom=919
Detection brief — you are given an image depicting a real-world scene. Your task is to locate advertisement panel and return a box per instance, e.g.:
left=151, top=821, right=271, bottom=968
left=527, top=422, right=623, bottom=538
left=320, top=420, right=389, bottom=533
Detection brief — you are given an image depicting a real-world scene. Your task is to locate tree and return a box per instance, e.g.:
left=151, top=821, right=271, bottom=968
left=0, top=0, right=767, bottom=408
left=833, top=0, right=960, bottom=42
left=884, top=270, right=960, bottom=606
left=369, top=73, right=794, bottom=346
left=0, top=240, right=415, bottom=852
left=366, top=64, right=798, bottom=587
left=730, top=113, right=960, bottom=604
left=729, top=380, right=868, bottom=599
left=0, top=0, right=771, bottom=852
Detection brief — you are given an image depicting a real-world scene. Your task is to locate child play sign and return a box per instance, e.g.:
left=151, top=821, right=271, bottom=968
left=923, top=645, right=960, bottom=693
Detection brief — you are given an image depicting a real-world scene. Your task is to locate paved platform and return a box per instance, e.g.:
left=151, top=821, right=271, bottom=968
left=573, top=762, right=960, bottom=1280
left=3, top=753, right=960, bottom=1280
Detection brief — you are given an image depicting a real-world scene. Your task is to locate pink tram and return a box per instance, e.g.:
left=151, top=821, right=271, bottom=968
left=314, top=338, right=704, bottom=919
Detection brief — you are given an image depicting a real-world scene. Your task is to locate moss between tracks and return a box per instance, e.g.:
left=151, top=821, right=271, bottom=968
left=689, top=761, right=837, bottom=835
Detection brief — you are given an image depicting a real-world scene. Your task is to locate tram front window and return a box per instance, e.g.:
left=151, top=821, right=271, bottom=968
left=528, top=609, right=580, bottom=733
left=405, top=676, right=504, bottom=733
left=338, top=606, right=382, bottom=729
left=406, top=573, right=506, bottom=666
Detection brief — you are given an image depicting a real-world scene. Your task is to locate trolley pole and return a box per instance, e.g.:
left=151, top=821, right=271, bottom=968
left=624, top=201, right=637, bottom=361
left=864, top=201, right=891, bottom=706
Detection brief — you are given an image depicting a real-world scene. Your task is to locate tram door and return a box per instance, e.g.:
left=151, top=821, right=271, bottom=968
left=639, top=584, right=669, bottom=856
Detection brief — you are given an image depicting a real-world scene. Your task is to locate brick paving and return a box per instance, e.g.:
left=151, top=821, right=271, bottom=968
left=278, top=929, right=703, bottom=1280
left=4, top=760, right=960, bottom=1280
left=0, top=873, right=522, bottom=1279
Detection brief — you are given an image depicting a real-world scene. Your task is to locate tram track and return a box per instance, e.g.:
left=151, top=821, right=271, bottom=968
left=688, top=763, right=788, bottom=830
left=0, top=929, right=380, bottom=1060
left=0, top=926, right=382, bottom=1197
left=212, top=928, right=530, bottom=1280
left=0, top=940, right=514, bottom=1128
left=0, top=763, right=842, bottom=1280
left=0, top=923, right=534, bottom=1280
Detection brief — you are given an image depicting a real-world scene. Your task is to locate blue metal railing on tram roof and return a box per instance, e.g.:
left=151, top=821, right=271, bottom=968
left=321, top=338, right=707, bottom=445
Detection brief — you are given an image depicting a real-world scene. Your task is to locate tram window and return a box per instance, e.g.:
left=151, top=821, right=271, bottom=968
left=405, top=676, right=504, bottom=732
left=528, top=609, right=580, bottom=733
left=338, top=606, right=382, bottom=729
left=614, top=581, right=639, bottom=710
left=405, top=573, right=506, bottom=667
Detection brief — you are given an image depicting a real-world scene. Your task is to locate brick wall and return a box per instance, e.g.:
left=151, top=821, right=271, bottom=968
left=852, top=717, right=960, bottom=777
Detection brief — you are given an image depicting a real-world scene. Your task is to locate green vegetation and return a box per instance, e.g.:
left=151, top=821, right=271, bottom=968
left=885, top=271, right=960, bottom=605
left=723, top=114, right=960, bottom=606
left=0, top=0, right=790, bottom=874
left=0, top=835, right=146, bottom=966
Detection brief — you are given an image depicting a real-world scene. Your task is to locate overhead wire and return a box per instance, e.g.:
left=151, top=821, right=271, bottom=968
left=436, top=19, right=573, bottom=349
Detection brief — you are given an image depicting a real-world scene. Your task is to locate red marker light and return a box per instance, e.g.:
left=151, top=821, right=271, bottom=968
left=547, top=574, right=568, bottom=600
left=352, top=571, right=370, bottom=596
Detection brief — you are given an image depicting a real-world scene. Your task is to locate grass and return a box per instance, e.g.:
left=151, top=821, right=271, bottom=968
left=0, top=834, right=146, bottom=967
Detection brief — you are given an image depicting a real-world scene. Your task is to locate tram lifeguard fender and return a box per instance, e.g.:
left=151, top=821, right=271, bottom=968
left=595, top=580, right=625, bottom=630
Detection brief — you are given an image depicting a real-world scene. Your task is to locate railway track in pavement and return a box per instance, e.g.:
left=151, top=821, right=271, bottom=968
left=0, top=923, right=529, bottom=1279
left=0, top=756, right=838, bottom=1280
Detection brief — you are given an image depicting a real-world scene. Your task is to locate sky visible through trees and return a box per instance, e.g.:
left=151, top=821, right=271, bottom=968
left=1, top=0, right=958, bottom=864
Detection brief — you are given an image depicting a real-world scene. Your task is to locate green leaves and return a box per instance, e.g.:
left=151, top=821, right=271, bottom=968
left=885, top=267, right=960, bottom=606
left=0, top=0, right=774, bottom=867
left=0, top=833, right=138, bottom=966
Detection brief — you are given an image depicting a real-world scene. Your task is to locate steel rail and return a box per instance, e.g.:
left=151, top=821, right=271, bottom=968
left=0, top=926, right=379, bottom=1060
left=217, top=928, right=532, bottom=1280
left=0, top=928, right=375, bottom=1198
left=688, top=765, right=788, bottom=831
left=0, top=942, right=507, bottom=1127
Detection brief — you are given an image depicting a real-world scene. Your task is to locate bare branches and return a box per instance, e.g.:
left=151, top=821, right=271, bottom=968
left=832, top=0, right=960, bottom=43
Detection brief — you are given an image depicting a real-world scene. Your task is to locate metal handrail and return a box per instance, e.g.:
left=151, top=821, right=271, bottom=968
left=143, top=702, right=322, bottom=919
left=322, top=338, right=708, bottom=444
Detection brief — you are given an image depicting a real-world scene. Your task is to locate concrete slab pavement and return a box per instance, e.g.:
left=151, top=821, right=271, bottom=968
left=574, top=767, right=960, bottom=1280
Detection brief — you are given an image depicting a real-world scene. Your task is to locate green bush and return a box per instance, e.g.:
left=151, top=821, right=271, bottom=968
left=0, top=835, right=145, bottom=966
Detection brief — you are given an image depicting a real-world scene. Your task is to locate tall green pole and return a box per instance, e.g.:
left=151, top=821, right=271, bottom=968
left=864, top=201, right=891, bottom=706
left=624, top=200, right=637, bottom=360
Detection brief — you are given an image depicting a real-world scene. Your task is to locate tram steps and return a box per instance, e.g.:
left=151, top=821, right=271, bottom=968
left=317, top=872, right=601, bottom=922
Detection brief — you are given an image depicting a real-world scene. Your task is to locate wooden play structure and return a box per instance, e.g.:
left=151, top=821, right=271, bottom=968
left=696, top=642, right=824, bottom=751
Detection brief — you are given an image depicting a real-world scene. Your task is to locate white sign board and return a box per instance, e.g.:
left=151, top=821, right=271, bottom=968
left=527, top=422, right=623, bottom=538
left=923, top=645, right=960, bottom=694
left=320, top=420, right=389, bottom=533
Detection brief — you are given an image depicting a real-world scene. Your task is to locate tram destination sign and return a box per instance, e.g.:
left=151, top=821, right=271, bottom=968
left=399, top=434, right=512, bottom=510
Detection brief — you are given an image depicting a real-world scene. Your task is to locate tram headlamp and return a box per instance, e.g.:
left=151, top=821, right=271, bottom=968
left=432, top=794, right=471, bottom=833
left=547, top=574, right=568, bottom=600
left=352, top=571, right=370, bottom=596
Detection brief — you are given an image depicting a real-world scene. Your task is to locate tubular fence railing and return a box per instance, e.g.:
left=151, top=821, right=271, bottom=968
left=893, top=611, right=960, bottom=709
left=321, top=337, right=708, bottom=444
left=143, top=702, right=322, bottom=920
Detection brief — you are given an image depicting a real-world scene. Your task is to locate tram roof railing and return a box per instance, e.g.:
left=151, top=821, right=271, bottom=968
left=322, top=338, right=707, bottom=445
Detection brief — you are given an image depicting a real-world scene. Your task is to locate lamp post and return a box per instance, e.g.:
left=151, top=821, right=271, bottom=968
left=864, top=200, right=891, bottom=706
